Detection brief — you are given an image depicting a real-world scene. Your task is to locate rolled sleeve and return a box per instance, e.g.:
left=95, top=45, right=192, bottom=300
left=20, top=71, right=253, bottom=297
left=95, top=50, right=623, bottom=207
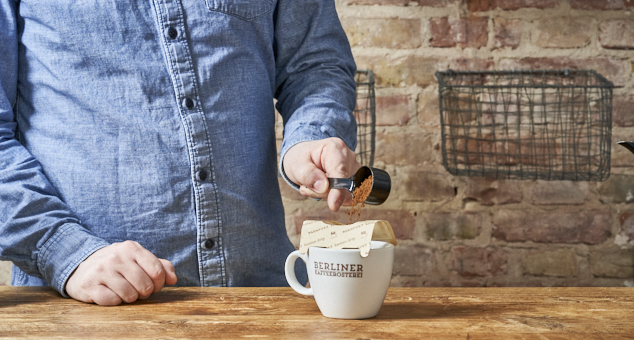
left=38, top=223, right=110, bottom=297
left=273, top=0, right=358, bottom=189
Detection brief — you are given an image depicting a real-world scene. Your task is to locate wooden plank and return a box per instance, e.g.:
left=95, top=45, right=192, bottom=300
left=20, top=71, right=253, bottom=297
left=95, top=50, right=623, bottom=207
left=1, top=287, right=633, bottom=339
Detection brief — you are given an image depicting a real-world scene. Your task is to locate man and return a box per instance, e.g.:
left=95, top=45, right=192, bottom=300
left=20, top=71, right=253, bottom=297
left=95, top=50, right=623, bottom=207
left=0, top=0, right=359, bottom=305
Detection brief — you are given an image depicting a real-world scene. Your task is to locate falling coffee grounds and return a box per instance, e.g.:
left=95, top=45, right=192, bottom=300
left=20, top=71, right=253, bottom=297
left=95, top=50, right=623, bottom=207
left=347, top=175, right=373, bottom=224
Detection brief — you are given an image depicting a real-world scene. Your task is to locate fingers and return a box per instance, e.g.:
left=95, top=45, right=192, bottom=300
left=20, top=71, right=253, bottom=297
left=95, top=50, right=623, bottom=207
left=89, top=285, right=123, bottom=306
left=283, top=142, right=329, bottom=196
left=319, top=138, right=358, bottom=180
left=283, top=138, right=362, bottom=209
left=159, top=259, right=178, bottom=286
left=65, top=241, right=178, bottom=305
left=133, top=244, right=168, bottom=294
left=327, top=188, right=348, bottom=212
left=296, top=165, right=329, bottom=197
left=319, top=139, right=361, bottom=211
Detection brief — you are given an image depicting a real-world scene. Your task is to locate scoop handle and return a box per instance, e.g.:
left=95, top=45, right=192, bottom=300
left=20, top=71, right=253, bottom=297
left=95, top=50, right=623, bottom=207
left=328, top=177, right=354, bottom=192
left=618, top=141, right=634, bottom=155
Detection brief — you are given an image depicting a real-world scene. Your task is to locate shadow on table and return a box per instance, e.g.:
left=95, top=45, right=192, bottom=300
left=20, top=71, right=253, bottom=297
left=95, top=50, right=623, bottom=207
left=374, top=302, right=507, bottom=320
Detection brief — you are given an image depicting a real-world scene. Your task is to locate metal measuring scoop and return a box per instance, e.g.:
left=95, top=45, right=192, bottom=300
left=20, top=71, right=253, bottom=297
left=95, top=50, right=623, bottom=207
left=328, top=166, right=391, bottom=205
left=618, top=141, right=634, bottom=155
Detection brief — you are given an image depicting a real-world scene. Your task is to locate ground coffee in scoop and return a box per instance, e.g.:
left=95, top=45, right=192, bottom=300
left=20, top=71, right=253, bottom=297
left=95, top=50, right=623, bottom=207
left=347, top=175, right=373, bottom=224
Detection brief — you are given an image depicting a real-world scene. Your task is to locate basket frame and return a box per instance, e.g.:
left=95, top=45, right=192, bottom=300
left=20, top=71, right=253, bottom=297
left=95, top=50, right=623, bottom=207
left=436, top=69, right=613, bottom=181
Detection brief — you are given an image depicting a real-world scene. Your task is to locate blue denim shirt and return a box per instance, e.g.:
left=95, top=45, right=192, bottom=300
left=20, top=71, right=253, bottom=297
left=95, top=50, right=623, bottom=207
left=0, top=0, right=357, bottom=296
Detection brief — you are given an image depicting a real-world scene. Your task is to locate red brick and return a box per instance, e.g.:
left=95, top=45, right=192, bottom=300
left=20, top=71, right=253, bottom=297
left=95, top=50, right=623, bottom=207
left=463, top=17, right=488, bottom=48
left=464, top=177, right=523, bottom=205
left=354, top=55, right=440, bottom=87
left=451, top=246, right=507, bottom=277
left=611, top=134, right=634, bottom=167
left=343, top=0, right=410, bottom=4
left=590, top=246, right=634, bottom=278
left=498, top=0, right=558, bottom=10
left=375, top=130, right=435, bottom=166
left=430, top=17, right=457, bottom=47
left=467, top=0, right=494, bottom=11
left=570, top=0, right=627, bottom=10
left=498, top=57, right=628, bottom=87
left=613, top=95, right=634, bottom=127
left=449, top=58, right=495, bottom=71
left=488, top=280, right=544, bottom=287
left=393, top=246, right=433, bottom=276
left=361, top=209, right=416, bottom=239
left=532, top=17, right=592, bottom=49
left=422, top=212, right=482, bottom=240
left=344, top=0, right=458, bottom=5
left=468, top=0, right=558, bottom=11
left=429, top=17, right=488, bottom=49
left=341, top=18, right=422, bottom=49
left=375, top=95, right=411, bottom=126
left=597, top=174, right=634, bottom=203
left=492, top=209, right=613, bottom=245
left=619, top=211, right=634, bottom=242
left=417, top=89, right=441, bottom=128
left=599, top=20, right=634, bottom=50
left=493, top=18, right=522, bottom=49
left=416, top=0, right=459, bottom=5
left=522, top=249, right=578, bottom=277
left=395, top=170, right=457, bottom=201
left=530, top=180, right=588, bottom=205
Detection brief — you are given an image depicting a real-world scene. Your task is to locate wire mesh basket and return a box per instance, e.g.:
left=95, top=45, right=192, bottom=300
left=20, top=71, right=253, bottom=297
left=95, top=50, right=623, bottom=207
left=354, top=69, right=376, bottom=167
left=436, top=69, right=613, bottom=181
left=276, top=69, right=376, bottom=169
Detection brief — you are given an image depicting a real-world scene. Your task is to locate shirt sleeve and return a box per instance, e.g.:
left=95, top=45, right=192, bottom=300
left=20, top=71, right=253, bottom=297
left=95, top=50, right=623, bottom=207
left=0, top=0, right=110, bottom=296
left=273, top=0, right=358, bottom=189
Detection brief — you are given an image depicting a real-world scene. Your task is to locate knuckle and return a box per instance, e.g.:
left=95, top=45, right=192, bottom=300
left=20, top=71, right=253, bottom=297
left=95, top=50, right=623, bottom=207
left=94, top=291, right=121, bottom=306
left=121, top=240, right=141, bottom=250
left=123, top=292, right=139, bottom=304
left=104, top=252, right=122, bottom=264
left=142, top=284, right=154, bottom=295
left=332, top=138, right=347, bottom=149
left=148, top=265, right=165, bottom=280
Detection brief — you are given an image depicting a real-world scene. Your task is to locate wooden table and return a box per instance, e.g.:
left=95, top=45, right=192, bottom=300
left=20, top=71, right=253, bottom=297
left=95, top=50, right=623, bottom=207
left=1, top=286, right=633, bottom=339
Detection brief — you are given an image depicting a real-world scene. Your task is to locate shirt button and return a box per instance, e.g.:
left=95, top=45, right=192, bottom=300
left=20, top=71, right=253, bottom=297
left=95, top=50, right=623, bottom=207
left=184, top=98, right=195, bottom=110
left=204, top=239, right=215, bottom=249
left=196, top=168, right=209, bottom=182
left=168, top=27, right=178, bottom=39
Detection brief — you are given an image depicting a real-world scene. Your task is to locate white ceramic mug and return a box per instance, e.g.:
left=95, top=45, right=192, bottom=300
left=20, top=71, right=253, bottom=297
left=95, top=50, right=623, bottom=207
left=285, top=241, right=394, bottom=319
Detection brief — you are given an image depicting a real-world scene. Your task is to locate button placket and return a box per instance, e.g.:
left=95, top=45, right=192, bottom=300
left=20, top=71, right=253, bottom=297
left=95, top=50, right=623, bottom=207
left=151, top=0, right=225, bottom=287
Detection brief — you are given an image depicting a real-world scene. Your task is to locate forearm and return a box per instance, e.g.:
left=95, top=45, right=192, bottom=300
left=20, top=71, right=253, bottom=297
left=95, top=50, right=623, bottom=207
left=273, top=0, right=358, bottom=187
left=0, top=0, right=110, bottom=296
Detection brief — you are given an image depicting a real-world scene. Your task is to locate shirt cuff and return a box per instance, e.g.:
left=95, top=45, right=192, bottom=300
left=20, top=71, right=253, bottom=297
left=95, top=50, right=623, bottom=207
left=36, top=222, right=110, bottom=297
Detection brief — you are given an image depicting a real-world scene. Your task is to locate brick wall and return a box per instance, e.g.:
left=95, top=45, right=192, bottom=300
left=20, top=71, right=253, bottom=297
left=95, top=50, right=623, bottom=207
left=280, top=0, right=634, bottom=287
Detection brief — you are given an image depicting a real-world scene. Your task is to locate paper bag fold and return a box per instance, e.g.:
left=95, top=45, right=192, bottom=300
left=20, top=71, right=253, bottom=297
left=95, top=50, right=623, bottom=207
left=298, top=220, right=397, bottom=257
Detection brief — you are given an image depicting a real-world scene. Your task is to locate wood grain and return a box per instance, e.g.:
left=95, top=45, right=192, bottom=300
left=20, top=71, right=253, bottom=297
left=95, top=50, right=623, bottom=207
left=1, top=287, right=633, bottom=339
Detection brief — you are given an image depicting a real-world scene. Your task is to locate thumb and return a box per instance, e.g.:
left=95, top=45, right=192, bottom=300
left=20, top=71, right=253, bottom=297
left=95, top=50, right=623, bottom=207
left=159, top=259, right=178, bottom=286
left=296, top=163, right=329, bottom=194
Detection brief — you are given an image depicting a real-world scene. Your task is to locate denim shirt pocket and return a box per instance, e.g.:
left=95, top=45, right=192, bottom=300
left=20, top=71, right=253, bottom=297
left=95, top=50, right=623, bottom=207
left=205, top=0, right=275, bottom=21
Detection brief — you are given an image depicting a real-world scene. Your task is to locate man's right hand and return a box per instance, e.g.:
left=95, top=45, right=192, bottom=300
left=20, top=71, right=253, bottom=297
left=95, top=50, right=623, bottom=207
left=65, top=241, right=178, bottom=305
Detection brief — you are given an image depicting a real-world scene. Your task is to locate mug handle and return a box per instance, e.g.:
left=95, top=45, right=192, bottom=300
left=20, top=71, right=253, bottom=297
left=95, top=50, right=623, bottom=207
left=285, top=250, right=312, bottom=296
